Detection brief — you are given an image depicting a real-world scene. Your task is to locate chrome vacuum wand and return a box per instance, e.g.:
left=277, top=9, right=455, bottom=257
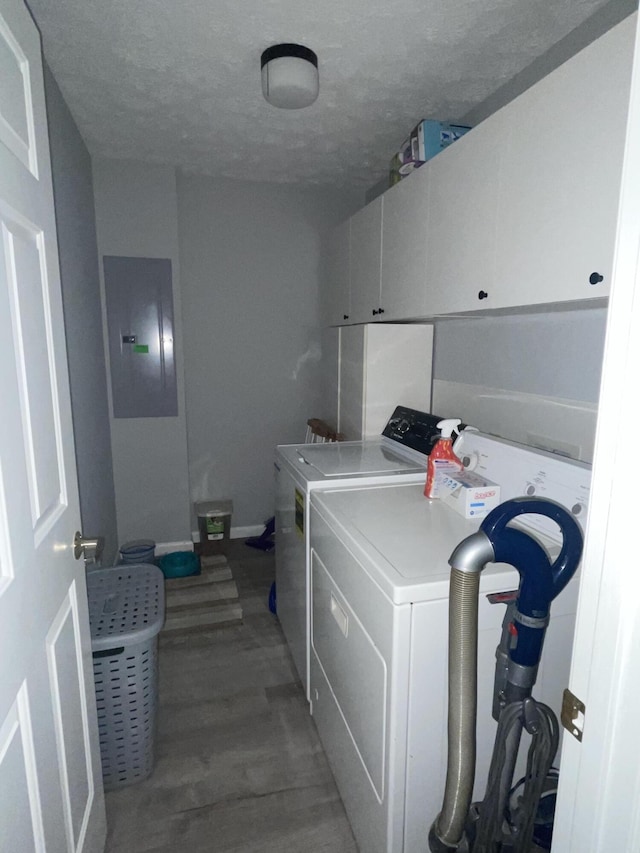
left=429, top=497, right=583, bottom=853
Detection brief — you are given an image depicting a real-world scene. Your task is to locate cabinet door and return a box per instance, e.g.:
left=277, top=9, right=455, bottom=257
left=362, top=324, right=433, bottom=436
left=425, top=114, right=503, bottom=314
left=380, top=166, right=430, bottom=320
left=349, top=196, right=383, bottom=324
left=492, top=17, right=634, bottom=310
left=338, top=324, right=434, bottom=441
left=323, top=221, right=351, bottom=326
left=338, top=325, right=365, bottom=440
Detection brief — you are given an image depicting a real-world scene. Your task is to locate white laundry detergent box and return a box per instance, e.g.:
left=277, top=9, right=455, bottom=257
left=438, top=470, right=501, bottom=519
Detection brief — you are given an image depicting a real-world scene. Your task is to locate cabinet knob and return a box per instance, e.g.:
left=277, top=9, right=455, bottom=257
left=372, top=309, right=379, bottom=316
left=378, top=307, right=385, bottom=314
left=589, top=272, right=604, bottom=285
left=478, top=290, right=489, bottom=300
left=343, top=314, right=349, bottom=320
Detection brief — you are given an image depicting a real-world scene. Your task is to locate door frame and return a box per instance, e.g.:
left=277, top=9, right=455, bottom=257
left=552, top=10, right=640, bottom=851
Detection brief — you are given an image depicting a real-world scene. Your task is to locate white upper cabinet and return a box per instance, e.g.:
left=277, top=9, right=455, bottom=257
left=324, top=220, right=351, bottom=326
left=349, top=196, right=383, bottom=324
left=425, top=113, right=504, bottom=314
left=380, top=164, right=431, bottom=320
left=323, top=15, right=635, bottom=325
left=491, top=16, right=634, bottom=311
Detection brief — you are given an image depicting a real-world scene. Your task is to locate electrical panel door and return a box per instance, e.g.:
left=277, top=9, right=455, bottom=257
left=104, top=255, right=178, bottom=418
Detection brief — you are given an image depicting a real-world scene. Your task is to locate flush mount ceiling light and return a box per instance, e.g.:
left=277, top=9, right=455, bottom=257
left=261, top=43, right=319, bottom=109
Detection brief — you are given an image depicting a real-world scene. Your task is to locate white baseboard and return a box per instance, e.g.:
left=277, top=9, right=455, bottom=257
left=231, top=525, right=264, bottom=539
left=191, top=525, right=264, bottom=543
left=155, top=540, right=194, bottom=555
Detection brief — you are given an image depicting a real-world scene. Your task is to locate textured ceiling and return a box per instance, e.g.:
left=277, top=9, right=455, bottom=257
left=29, top=0, right=614, bottom=188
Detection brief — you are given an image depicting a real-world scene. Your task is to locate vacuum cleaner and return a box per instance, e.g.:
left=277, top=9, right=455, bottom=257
left=429, top=496, right=583, bottom=853
left=245, top=515, right=275, bottom=552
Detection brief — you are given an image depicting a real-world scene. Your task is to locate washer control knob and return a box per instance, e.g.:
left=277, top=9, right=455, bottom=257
left=526, top=484, right=536, bottom=496
left=461, top=451, right=480, bottom=471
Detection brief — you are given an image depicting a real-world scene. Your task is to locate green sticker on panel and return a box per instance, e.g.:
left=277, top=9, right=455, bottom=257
left=133, top=344, right=149, bottom=353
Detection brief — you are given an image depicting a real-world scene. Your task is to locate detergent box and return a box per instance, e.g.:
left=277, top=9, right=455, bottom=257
left=439, top=470, right=501, bottom=519
left=389, top=120, right=472, bottom=187
left=416, top=120, right=471, bottom=162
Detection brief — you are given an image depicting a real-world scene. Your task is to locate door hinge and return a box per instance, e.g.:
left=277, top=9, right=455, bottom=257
left=561, top=688, right=585, bottom=742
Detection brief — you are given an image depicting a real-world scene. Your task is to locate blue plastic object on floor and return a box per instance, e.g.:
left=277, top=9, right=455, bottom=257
left=246, top=516, right=275, bottom=552
left=119, top=539, right=156, bottom=564
left=159, top=551, right=200, bottom=579
left=268, top=581, right=277, bottom=615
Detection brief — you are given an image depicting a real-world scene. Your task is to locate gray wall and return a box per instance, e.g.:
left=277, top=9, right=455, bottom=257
left=433, top=308, right=607, bottom=403
left=177, top=175, right=359, bottom=530
left=461, top=0, right=637, bottom=127
left=44, top=65, right=118, bottom=565
left=92, top=160, right=191, bottom=546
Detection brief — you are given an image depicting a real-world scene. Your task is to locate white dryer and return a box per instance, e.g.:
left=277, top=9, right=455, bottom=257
left=308, top=431, right=591, bottom=853
left=275, top=407, right=452, bottom=700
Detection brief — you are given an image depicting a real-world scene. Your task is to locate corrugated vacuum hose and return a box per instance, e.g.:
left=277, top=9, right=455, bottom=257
left=432, top=568, right=480, bottom=848
left=428, top=497, right=583, bottom=853
left=472, top=698, right=559, bottom=852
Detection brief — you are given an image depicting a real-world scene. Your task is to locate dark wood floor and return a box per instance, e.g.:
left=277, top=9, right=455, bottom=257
left=104, top=541, right=357, bottom=852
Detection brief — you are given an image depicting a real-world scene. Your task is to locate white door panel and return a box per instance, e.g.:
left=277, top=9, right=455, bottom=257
left=0, top=1, right=105, bottom=850
left=0, top=685, right=46, bottom=852
left=0, top=5, right=38, bottom=175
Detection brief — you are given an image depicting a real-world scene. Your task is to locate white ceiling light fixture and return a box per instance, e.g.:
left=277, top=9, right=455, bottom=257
left=261, top=43, right=319, bottom=109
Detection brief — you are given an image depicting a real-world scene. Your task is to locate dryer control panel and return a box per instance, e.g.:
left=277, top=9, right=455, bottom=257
left=458, top=431, right=591, bottom=543
left=382, top=406, right=466, bottom=456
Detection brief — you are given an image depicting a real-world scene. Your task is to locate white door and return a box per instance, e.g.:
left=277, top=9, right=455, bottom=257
left=0, top=1, right=106, bottom=851
left=551, top=11, right=640, bottom=852
left=425, top=114, right=503, bottom=315
left=349, top=196, right=382, bottom=324
left=323, top=220, right=351, bottom=326
left=492, top=15, right=634, bottom=311
left=380, top=164, right=429, bottom=321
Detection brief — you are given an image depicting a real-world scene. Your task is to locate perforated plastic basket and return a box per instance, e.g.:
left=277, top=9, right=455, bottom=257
left=87, top=564, right=165, bottom=790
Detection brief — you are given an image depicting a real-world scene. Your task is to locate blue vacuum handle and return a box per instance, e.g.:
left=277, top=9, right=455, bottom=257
left=480, top=497, right=583, bottom=668
left=481, top=497, right=583, bottom=601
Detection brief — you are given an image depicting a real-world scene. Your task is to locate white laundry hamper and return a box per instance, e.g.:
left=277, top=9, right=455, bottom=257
left=87, top=563, right=165, bottom=790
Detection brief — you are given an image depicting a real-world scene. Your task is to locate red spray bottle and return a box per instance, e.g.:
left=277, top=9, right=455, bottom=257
left=424, top=418, right=463, bottom=499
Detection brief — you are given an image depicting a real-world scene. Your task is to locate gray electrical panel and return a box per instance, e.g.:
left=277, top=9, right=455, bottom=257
left=103, top=256, right=178, bottom=418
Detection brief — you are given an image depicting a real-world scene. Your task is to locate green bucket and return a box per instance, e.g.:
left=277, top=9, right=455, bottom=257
left=159, top=551, right=200, bottom=579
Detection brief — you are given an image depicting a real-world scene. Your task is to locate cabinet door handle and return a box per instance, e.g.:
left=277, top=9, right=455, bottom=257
left=589, top=272, right=604, bottom=285
left=478, top=290, right=489, bottom=300
left=372, top=308, right=379, bottom=316
left=378, top=307, right=385, bottom=314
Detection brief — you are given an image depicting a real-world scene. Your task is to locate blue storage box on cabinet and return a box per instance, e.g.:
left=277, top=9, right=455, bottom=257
left=391, top=120, right=472, bottom=184
left=416, top=120, right=470, bottom=161
left=87, top=564, right=165, bottom=790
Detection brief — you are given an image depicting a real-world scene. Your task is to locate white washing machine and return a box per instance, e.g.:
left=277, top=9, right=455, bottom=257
left=275, top=407, right=454, bottom=700
left=308, top=431, right=591, bottom=853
